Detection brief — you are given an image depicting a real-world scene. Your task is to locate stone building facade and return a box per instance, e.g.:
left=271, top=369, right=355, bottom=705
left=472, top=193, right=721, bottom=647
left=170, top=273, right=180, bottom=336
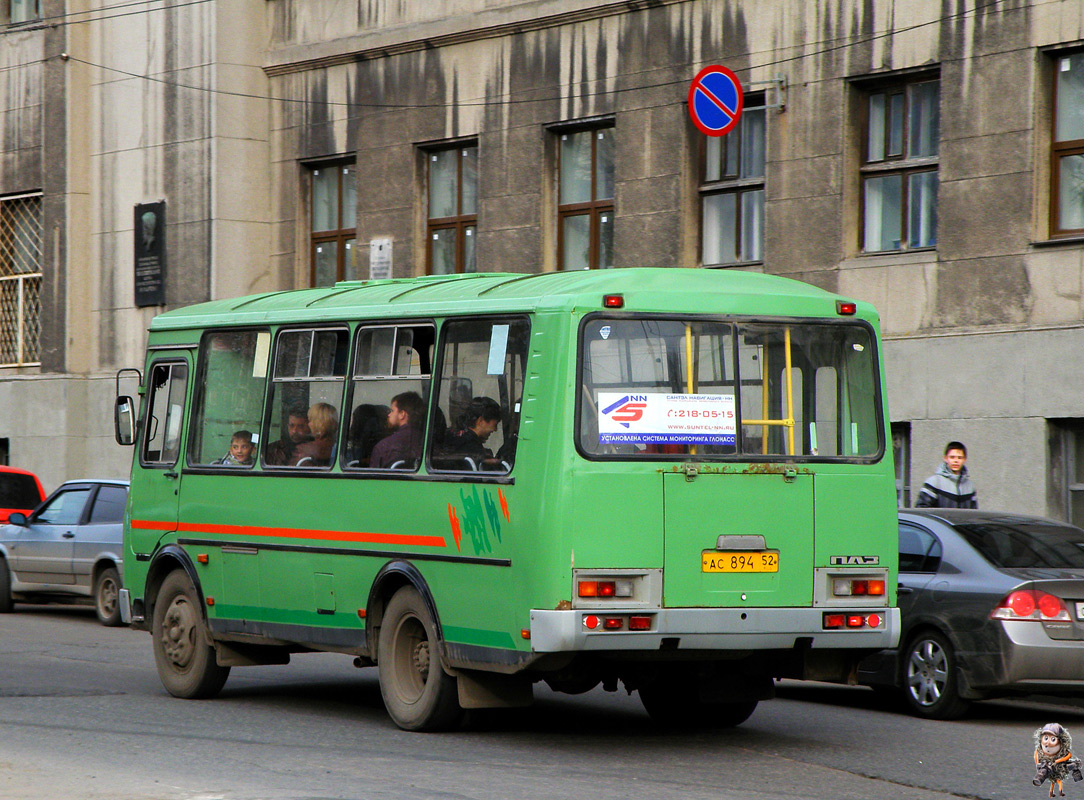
left=3, top=0, right=1084, bottom=520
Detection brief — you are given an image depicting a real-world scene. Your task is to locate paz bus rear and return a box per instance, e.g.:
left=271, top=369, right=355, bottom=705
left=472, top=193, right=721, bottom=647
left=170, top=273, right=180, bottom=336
left=527, top=285, right=899, bottom=723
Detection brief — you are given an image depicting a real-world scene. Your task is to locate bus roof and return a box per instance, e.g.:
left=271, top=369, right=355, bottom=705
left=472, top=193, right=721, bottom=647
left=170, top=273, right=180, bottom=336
left=147, top=268, right=875, bottom=331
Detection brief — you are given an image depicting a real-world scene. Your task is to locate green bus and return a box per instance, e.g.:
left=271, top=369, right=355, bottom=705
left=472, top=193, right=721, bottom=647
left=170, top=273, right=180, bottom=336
left=115, top=268, right=899, bottom=730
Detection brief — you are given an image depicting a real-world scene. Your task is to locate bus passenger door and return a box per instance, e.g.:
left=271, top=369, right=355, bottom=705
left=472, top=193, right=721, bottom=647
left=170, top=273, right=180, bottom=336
left=662, top=471, right=814, bottom=608
left=129, top=357, right=191, bottom=556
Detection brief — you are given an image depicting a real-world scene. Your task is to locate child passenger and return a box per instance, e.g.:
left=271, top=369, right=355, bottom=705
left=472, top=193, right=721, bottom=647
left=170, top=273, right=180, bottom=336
left=218, top=430, right=255, bottom=466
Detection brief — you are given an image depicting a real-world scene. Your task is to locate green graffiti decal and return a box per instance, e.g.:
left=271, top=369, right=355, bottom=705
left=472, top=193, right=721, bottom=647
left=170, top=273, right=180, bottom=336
left=457, top=485, right=503, bottom=554
left=483, top=490, right=503, bottom=545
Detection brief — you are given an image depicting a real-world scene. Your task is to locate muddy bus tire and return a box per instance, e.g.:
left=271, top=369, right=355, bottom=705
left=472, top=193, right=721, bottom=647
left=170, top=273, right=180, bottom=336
left=152, top=569, right=230, bottom=699
left=378, top=586, right=462, bottom=731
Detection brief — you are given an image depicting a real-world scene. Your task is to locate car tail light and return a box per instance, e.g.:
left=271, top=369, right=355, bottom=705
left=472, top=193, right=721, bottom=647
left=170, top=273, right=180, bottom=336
left=992, top=589, right=1071, bottom=621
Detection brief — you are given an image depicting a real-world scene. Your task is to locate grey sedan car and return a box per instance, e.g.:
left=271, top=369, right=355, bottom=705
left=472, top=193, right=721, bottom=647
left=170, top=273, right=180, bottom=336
left=858, top=509, right=1084, bottom=719
left=0, top=479, right=128, bottom=626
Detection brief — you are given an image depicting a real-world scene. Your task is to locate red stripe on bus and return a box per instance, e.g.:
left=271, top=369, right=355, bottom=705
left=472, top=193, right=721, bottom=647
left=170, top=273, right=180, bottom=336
left=131, top=519, right=177, bottom=532
left=131, top=519, right=446, bottom=548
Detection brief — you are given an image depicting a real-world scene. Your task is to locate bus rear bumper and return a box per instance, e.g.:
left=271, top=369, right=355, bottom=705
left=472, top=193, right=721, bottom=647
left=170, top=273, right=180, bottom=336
left=529, top=607, right=900, bottom=653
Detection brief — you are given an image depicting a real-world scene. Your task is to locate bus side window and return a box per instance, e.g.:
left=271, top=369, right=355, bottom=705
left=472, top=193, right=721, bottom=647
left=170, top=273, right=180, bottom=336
left=264, top=328, right=348, bottom=469
left=344, top=324, right=434, bottom=470
left=188, top=330, right=270, bottom=468
left=141, top=362, right=188, bottom=466
left=430, top=317, right=530, bottom=473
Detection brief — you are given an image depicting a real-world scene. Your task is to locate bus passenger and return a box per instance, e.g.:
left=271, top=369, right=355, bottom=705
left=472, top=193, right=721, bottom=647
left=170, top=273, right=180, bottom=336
left=265, top=406, right=312, bottom=465
left=215, top=430, right=255, bottom=466
left=444, top=396, right=501, bottom=463
left=369, top=391, right=426, bottom=469
left=294, top=403, right=338, bottom=467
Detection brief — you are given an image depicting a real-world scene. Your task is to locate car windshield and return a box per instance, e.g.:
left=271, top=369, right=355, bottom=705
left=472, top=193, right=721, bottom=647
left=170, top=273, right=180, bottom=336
left=954, top=521, right=1084, bottom=569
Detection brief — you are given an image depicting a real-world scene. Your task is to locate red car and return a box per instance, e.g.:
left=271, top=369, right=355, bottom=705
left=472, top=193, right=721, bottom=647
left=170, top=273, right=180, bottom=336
left=0, top=466, right=45, bottom=525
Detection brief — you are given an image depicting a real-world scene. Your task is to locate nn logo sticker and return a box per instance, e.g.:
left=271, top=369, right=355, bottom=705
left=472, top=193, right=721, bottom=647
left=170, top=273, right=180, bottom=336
left=601, top=395, right=648, bottom=428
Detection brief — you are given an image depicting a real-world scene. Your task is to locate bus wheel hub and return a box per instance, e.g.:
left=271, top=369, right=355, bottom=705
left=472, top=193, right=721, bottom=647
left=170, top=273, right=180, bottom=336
left=412, top=641, right=430, bottom=678
left=161, top=597, right=195, bottom=668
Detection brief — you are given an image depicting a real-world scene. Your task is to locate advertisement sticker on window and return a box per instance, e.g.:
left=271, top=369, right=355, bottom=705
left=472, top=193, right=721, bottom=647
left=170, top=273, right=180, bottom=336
left=597, top=393, right=736, bottom=445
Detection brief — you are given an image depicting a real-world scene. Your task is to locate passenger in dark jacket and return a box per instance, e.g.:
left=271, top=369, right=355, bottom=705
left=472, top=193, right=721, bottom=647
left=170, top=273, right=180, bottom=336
left=444, top=396, right=501, bottom=464
left=915, top=440, right=977, bottom=508
left=369, top=391, right=426, bottom=469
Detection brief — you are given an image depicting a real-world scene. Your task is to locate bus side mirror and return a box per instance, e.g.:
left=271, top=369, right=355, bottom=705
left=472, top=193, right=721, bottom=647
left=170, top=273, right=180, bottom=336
left=115, top=396, right=136, bottom=446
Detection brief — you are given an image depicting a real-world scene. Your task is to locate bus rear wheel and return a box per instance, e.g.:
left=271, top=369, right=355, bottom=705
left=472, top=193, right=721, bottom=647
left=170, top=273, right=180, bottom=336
left=639, top=682, right=758, bottom=728
left=378, top=586, right=462, bottom=731
left=152, top=570, right=230, bottom=699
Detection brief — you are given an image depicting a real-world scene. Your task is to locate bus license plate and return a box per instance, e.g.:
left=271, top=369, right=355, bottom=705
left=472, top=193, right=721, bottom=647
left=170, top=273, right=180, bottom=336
left=702, top=551, right=779, bottom=573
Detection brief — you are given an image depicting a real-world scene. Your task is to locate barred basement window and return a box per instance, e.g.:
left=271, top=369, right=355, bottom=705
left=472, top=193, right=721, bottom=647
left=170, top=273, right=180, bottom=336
left=0, top=192, right=42, bottom=367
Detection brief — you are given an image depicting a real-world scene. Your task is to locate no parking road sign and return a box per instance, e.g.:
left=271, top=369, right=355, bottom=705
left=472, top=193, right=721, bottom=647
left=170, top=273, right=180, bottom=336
left=688, top=65, right=744, bottom=137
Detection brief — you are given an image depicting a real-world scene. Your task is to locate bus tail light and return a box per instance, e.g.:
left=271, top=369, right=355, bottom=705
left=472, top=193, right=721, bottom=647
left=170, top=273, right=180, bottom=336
left=832, top=578, right=885, bottom=597
left=836, top=300, right=857, bottom=315
left=991, top=589, right=1070, bottom=621
left=823, top=612, right=883, bottom=630
left=577, top=579, right=634, bottom=598
left=603, top=294, right=624, bottom=308
left=629, top=616, right=652, bottom=631
left=578, top=581, right=599, bottom=597
left=603, top=617, right=623, bottom=630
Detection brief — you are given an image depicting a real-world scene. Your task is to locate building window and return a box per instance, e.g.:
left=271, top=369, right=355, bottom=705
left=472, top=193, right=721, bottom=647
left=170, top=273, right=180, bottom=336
left=309, top=162, right=356, bottom=287
left=701, top=97, right=765, bottom=265
left=891, top=422, right=911, bottom=507
left=1049, top=419, right=1084, bottom=525
left=861, top=78, right=939, bottom=252
left=1052, top=53, right=1084, bottom=236
left=558, top=126, right=614, bottom=269
left=426, top=144, right=477, bottom=274
left=5, top=0, right=40, bottom=24
left=0, top=192, right=42, bottom=367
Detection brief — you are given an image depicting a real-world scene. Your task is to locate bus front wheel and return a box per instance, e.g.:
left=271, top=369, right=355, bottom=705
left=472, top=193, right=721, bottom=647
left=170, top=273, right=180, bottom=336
left=152, top=570, right=230, bottom=699
left=377, top=586, right=462, bottom=731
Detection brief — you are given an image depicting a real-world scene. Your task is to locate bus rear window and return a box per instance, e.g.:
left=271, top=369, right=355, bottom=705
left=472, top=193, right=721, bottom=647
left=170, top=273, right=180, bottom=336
left=578, top=317, right=881, bottom=460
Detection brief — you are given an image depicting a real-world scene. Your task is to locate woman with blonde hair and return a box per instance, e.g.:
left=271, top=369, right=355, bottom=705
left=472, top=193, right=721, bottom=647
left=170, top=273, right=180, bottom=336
left=294, top=402, right=339, bottom=466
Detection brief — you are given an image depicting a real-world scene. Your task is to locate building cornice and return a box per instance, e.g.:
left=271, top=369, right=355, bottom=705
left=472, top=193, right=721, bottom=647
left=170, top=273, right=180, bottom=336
left=264, top=0, right=693, bottom=78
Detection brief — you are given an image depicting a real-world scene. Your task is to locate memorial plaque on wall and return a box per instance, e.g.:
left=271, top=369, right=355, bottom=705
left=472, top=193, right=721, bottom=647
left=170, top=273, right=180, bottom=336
left=134, top=201, right=166, bottom=307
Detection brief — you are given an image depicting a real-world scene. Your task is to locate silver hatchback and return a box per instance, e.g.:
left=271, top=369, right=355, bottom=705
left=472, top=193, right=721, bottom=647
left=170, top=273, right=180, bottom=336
left=0, top=479, right=128, bottom=626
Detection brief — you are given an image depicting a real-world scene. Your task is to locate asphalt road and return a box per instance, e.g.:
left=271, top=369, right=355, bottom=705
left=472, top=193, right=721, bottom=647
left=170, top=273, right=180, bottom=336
left=0, top=604, right=1074, bottom=800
